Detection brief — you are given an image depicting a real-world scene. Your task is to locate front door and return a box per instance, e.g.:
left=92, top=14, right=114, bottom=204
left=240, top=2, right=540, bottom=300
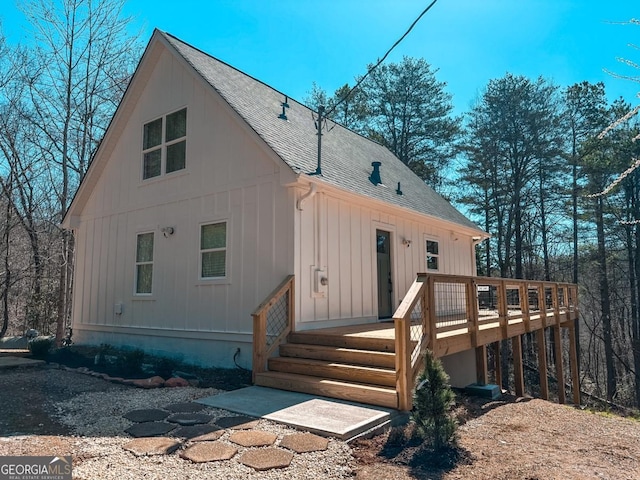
left=376, top=230, right=393, bottom=318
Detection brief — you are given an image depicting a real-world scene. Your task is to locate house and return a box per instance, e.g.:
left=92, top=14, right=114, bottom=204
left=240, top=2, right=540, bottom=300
left=62, top=30, right=493, bottom=401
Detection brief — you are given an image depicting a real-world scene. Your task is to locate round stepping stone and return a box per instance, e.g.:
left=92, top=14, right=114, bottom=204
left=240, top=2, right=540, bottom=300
left=228, top=430, right=276, bottom=447
left=125, top=422, right=175, bottom=438
left=180, top=442, right=238, bottom=463
left=164, top=402, right=205, bottom=413
left=239, top=448, right=293, bottom=471
left=280, top=432, right=329, bottom=453
left=123, top=409, right=170, bottom=423
left=166, top=412, right=212, bottom=426
left=171, top=424, right=222, bottom=439
left=215, top=415, right=259, bottom=430
left=123, top=437, right=181, bottom=456
left=190, top=430, right=225, bottom=442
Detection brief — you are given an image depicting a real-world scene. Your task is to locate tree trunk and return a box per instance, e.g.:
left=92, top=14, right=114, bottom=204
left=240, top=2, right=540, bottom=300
left=596, top=196, right=616, bottom=401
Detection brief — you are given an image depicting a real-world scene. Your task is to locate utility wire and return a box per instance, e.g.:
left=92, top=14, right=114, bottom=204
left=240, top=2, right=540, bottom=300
left=324, top=0, right=439, bottom=118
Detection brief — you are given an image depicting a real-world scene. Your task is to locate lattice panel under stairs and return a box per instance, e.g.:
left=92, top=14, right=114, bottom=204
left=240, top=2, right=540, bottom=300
left=266, top=290, right=289, bottom=347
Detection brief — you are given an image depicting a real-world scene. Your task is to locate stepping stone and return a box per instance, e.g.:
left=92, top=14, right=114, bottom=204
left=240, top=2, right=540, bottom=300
left=166, top=412, right=212, bottom=426
left=125, top=422, right=175, bottom=438
left=229, top=430, right=276, bottom=447
left=180, top=442, right=237, bottom=463
left=123, top=437, right=181, bottom=456
left=190, top=430, right=225, bottom=442
left=239, top=448, right=293, bottom=471
left=164, top=402, right=205, bottom=413
left=123, top=409, right=170, bottom=423
left=171, top=424, right=222, bottom=439
left=215, top=415, right=259, bottom=430
left=280, top=432, right=329, bottom=453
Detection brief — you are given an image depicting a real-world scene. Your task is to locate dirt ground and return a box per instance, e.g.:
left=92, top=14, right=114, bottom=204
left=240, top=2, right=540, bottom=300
left=2, top=365, right=640, bottom=480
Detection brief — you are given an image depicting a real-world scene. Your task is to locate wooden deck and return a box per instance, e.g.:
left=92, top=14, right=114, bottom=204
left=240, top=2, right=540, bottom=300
left=252, top=274, right=580, bottom=411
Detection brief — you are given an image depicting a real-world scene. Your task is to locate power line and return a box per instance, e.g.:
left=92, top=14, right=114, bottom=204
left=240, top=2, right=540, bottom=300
left=324, top=0, right=439, bottom=118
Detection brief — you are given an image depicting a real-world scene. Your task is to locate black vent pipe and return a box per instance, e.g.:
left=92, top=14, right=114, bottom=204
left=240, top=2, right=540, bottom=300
left=370, top=161, right=382, bottom=186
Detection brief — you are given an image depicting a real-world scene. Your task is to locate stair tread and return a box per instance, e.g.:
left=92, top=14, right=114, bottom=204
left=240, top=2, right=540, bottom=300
left=280, top=343, right=395, bottom=356
left=256, top=371, right=396, bottom=392
left=269, top=356, right=395, bottom=373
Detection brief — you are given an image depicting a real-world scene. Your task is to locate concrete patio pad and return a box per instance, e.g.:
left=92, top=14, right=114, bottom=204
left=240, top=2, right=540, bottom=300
left=197, top=386, right=402, bottom=441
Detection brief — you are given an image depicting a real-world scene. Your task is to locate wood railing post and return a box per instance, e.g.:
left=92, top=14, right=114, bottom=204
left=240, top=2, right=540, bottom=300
left=467, top=278, right=480, bottom=347
left=552, top=284, right=566, bottom=404
left=520, top=282, right=531, bottom=333
left=498, top=280, right=508, bottom=339
left=252, top=311, right=266, bottom=383
left=288, top=276, right=295, bottom=332
left=395, top=318, right=412, bottom=411
left=537, top=284, right=547, bottom=329
left=427, top=276, right=437, bottom=351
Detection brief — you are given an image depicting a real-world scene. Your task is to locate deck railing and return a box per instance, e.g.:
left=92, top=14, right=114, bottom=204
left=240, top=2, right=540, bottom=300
left=394, top=273, right=579, bottom=410
left=251, top=275, right=295, bottom=383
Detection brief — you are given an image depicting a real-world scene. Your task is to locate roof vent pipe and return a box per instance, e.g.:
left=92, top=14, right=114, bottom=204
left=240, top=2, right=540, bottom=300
left=396, top=182, right=403, bottom=195
left=369, top=161, right=382, bottom=186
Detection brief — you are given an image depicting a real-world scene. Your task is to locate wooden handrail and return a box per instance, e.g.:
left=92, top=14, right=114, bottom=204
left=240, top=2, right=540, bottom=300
left=392, top=273, right=579, bottom=411
left=252, top=274, right=294, bottom=383
left=393, top=276, right=427, bottom=411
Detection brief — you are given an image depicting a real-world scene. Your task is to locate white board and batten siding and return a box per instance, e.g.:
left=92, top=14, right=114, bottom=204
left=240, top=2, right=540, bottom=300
left=71, top=47, right=294, bottom=367
left=295, top=185, right=476, bottom=330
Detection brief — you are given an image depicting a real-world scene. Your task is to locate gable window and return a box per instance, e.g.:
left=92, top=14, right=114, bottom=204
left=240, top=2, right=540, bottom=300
left=142, top=108, right=187, bottom=180
left=135, top=232, right=154, bottom=294
left=426, top=239, right=439, bottom=271
left=200, top=222, right=227, bottom=279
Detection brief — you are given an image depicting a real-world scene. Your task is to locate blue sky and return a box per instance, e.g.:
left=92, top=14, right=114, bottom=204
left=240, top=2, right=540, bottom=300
left=2, top=1, right=639, bottom=115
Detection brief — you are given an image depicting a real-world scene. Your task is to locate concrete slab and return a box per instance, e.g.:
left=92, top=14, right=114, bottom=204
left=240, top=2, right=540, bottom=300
left=0, top=356, right=45, bottom=369
left=197, top=386, right=396, bottom=441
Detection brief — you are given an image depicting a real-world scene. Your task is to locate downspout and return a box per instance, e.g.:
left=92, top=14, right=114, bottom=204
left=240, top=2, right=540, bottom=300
left=297, top=182, right=317, bottom=210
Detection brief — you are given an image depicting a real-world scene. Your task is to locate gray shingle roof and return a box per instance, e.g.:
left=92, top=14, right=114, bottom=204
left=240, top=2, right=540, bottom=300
left=162, top=31, right=481, bottom=233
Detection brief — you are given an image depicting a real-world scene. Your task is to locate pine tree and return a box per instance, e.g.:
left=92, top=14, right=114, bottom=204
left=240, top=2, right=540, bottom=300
left=411, top=351, right=457, bottom=450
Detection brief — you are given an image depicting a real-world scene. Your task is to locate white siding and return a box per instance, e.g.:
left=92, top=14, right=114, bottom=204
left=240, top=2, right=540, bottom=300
left=294, top=187, right=476, bottom=329
left=71, top=48, right=294, bottom=366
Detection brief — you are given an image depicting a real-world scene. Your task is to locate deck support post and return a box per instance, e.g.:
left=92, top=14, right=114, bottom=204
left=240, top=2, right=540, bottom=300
left=475, top=345, right=488, bottom=386
left=553, top=323, right=566, bottom=404
left=493, top=342, right=502, bottom=389
left=512, top=335, right=525, bottom=397
left=568, top=322, right=580, bottom=405
left=536, top=328, right=549, bottom=400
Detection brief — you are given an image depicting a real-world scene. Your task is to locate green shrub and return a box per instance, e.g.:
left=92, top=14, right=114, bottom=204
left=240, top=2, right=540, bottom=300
left=28, top=337, right=54, bottom=359
left=117, top=348, right=145, bottom=376
left=154, top=356, right=179, bottom=379
left=411, top=350, right=457, bottom=450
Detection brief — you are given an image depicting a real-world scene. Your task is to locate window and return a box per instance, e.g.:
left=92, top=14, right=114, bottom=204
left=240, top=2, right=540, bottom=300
left=135, top=233, right=154, bottom=294
left=426, top=239, right=439, bottom=271
left=142, top=108, right=187, bottom=179
left=200, top=222, right=227, bottom=278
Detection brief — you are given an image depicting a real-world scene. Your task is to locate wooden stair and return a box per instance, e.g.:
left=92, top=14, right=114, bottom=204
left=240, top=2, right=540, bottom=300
left=253, top=328, right=399, bottom=409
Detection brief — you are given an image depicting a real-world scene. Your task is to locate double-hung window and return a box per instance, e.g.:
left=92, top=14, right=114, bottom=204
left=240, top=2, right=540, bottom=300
left=200, top=222, right=227, bottom=279
left=142, top=108, right=187, bottom=180
left=135, top=232, right=154, bottom=294
left=426, top=239, right=439, bottom=271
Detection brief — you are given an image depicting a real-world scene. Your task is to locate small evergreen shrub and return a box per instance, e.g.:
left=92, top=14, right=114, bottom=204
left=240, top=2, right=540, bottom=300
left=154, top=356, right=179, bottom=379
left=117, top=348, right=145, bottom=376
left=411, top=350, right=457, bottom=450
left=28, top=337, right=54, bottom=359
